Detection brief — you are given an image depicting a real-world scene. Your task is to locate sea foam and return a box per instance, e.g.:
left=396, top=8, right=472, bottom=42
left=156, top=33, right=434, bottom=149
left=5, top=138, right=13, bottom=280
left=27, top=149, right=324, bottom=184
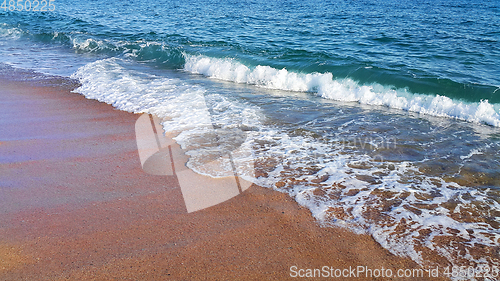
left=184, top=54, right=500, bottom=127
left=71, top=58, right=261, bottom=179
left=0, top=23, right=22, bottom=39
left=71, top=58, right=500, bottom=276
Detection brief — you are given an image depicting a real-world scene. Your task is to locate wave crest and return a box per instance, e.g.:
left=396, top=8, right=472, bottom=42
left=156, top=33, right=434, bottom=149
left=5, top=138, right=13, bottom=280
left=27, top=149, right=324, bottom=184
left=184, top=54, right=500, bottom=127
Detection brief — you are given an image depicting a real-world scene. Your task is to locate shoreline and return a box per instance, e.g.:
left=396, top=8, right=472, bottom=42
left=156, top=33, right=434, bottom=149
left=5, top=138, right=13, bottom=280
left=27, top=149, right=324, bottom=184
left=0, top=67, right=445, bottom=280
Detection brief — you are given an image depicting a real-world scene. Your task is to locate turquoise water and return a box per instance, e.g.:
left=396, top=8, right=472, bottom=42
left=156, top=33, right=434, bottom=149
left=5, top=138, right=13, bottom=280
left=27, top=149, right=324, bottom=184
left=1, top=0, right=499, bottom=272
left=2, top=0, right=500, bottom=102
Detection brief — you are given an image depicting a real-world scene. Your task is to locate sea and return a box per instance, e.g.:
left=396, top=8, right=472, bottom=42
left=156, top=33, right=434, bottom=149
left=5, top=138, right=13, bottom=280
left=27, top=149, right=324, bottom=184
left=1, top=0, right=499, bottom=274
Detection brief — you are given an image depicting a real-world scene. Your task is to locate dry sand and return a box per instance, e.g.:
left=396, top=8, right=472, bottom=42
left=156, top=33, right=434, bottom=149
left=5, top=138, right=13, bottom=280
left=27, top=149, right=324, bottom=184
left=0, top=68, right=446, bottom=280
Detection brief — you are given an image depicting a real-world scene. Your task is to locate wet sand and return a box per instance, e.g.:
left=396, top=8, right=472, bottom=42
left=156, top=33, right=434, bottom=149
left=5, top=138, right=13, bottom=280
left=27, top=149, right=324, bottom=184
left=0, top=68, right=446, bottom=280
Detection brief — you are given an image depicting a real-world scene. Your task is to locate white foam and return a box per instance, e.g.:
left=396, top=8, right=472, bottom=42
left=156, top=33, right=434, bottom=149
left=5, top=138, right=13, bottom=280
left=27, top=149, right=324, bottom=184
left=460, top=148, right=484, bottom=160
left=183, top=54, right=500, bottom=127
left=303, top=165, right=498, bottom=267
left=71, top=58, right=261, bottom=179
left=0, top=23, right=22, bottom=39
left=72, top=57, right=500, bottom=272
left=71, top=37, right=116, bottom=53
left=247, top=128, right=499, bottom=268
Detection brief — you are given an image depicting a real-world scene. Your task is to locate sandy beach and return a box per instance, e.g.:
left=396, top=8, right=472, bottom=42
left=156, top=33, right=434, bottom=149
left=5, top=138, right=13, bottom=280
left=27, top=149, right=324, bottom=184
left=0, top=67, right=446, bottom=280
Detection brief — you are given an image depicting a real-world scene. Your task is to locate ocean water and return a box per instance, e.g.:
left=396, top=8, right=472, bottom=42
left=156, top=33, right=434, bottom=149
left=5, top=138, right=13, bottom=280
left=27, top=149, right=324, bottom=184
left=1, top=0, right=499, bottom=274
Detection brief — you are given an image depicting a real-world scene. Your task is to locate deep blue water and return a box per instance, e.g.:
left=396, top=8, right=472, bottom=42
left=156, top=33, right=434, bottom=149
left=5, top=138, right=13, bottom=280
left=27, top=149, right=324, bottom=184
left=2, top=0, right=500, bottom=102
left=1, top=0, right=499, bottom=271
